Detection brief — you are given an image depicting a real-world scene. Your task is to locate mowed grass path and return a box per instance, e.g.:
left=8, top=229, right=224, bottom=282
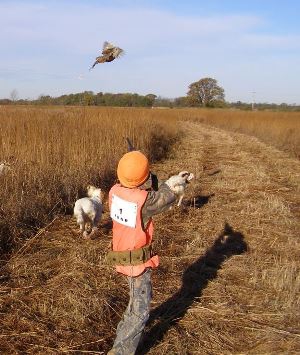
left=1, top=121, right=299, bottom=354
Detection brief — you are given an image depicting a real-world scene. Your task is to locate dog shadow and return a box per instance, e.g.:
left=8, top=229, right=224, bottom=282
left=137, top=222, right=248, bottom=354
left=182, top=193, right=215, bottom=209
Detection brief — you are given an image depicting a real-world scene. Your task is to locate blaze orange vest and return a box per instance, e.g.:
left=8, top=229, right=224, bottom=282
left=109, top=184, right=159, bottom=277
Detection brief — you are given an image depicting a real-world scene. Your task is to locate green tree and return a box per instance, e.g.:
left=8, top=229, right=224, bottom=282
left=145, top=94, right=157, bottom=107
left=187, top=77, right=225, bottom=107
left=82, top=91, right=95, bottom=106
left=174, top=96, right=189, bottom=107
left=38, top=95, right=52, bottom=105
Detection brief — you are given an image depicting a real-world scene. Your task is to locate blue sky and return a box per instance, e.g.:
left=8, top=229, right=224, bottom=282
left=1, top=0, right=300, bottom=103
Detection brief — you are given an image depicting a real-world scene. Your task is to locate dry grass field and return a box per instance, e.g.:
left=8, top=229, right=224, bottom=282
left=183, top=108, right=300, bottom=159
left=0, top=106, right=178, bottom=255
left=0, top=106, right=299, bottom=354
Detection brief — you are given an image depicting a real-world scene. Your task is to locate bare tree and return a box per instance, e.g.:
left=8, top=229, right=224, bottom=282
left=10, top=89, right=19, bottom=102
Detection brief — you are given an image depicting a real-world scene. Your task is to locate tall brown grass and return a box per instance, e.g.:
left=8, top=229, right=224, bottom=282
left=179, top=108, right=300, bottom=158
left=0, top=106, right=178, bottom=256
left=0, top=106, right=299, bottom=353
left=1, top=106, right=299, bottom=256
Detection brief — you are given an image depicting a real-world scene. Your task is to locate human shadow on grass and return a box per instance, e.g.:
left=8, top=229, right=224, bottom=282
left=137, top=222, right=248, bottom=354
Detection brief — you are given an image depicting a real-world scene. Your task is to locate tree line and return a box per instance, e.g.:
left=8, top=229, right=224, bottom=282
left=2, top=78, right=300, bottom=111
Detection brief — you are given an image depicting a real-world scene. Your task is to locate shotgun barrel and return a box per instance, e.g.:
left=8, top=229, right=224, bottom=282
left=126, top=137, right=135, bottom=152
left=125, top=137, right=158, bottom=191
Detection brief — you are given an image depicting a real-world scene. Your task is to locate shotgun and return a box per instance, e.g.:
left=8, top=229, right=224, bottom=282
left=126, top=137, right=135, bottom=152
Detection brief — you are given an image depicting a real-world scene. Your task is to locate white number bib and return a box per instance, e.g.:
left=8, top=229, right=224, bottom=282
left=110, top=194, right=138, bottom=228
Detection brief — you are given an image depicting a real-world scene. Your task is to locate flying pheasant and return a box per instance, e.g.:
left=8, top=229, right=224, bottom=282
left=90, top=41, right=125, bottom=70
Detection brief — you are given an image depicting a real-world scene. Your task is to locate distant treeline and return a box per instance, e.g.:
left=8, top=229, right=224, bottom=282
left=229, top=101, right=300, bottom=112
left=1, top=91, right=299, bottom=111
left=1, top=92, right=158, bottom=107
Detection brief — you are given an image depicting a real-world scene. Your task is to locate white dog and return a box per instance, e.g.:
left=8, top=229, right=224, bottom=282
left=0, top=161, right=11, bottom=176
left=165, top=171, right=194, bottom=206
left=74, top=185, right=103, bottom=238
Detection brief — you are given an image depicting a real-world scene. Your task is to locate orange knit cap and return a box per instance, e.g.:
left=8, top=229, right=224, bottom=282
left=117, top=151, right=150, bottom=188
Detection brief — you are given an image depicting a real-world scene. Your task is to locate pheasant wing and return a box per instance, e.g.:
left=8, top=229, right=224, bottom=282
left=102, top=41, right=115, bottom=55
left=112, top=46, right=125, bottom=59
left=103, top=41, right=114, bottom=50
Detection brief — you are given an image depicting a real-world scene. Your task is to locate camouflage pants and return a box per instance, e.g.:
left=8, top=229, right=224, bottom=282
left=109, top=268, right=152, bottom=355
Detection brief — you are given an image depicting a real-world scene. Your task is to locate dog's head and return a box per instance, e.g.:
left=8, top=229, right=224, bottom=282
left=87, top=185, right=102, bottom=200
left=0, top=161, right=10, bottom=167
left=0, top=161, right=12, bottom=173
left=178, top=171, right=194, bottom=183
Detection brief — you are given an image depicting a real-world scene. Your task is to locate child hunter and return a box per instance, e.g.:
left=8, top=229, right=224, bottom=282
left=107, top=150, right=183, bottom=354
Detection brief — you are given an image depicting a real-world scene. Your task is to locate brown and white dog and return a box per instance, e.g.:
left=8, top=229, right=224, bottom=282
left=165, top=171, right=194, bottom=206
